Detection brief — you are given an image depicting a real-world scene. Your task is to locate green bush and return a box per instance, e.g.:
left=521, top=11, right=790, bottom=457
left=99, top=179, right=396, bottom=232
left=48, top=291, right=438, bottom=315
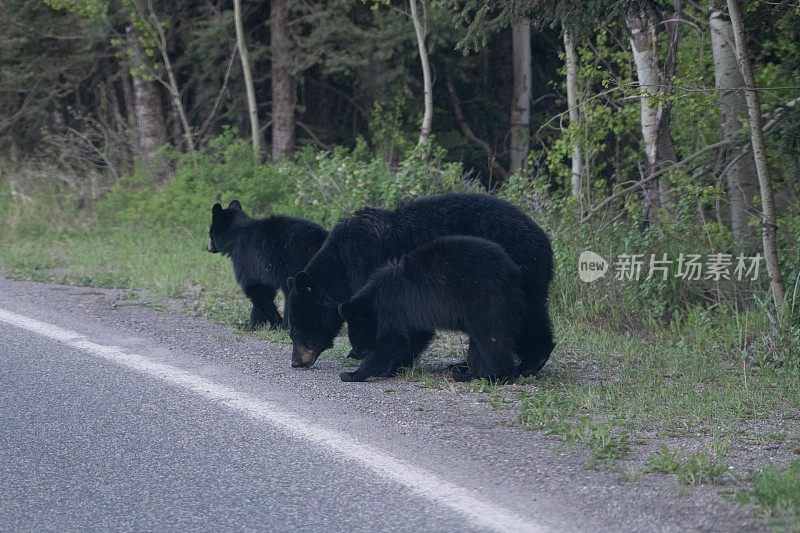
left=99, top=130, right=299, bottom=229
left=292, top=139, right=480, bottom=227
left=97, top=133, right=480, bottom=232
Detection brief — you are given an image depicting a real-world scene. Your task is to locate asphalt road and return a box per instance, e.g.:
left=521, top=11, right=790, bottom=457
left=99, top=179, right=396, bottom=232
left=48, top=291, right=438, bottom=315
left=0, top=324, right=494, bottom=532
left=0, top=277, right=762, bottom=532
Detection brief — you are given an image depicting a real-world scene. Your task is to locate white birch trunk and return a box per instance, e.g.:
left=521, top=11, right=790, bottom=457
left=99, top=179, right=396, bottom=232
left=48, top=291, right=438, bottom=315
left=510, top=20, right=532, bottom=173
left=563, top=27, right=583, bottom=198
left=234, top=0, right=261, bottom=158
left=710, top=2, right=758, bottom=246
left=126, top=25, right=170, bottom=184
left=409, top=0, right=433, bottom=145
left=726, top=0, right=785, bottom=307
left=627, top=8, right=664, bottom=225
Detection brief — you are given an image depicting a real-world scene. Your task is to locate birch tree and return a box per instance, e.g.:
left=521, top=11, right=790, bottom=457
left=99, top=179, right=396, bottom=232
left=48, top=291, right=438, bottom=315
left=409, top=0, right=433, bottom=145
left=126, top=25, right=169, bottom=184
left=234, top=0, right=261, bottom=158
left=710, top=1, right=758, bottom=246
left=726, top=0, right=785, bottom=307
left=130, top=0, right=196, bottom=154
left=626, top=4, right=679, bottom=226
left=563, top=26, right=582, bottom=198
left=510, top=19, right=532, bottom=173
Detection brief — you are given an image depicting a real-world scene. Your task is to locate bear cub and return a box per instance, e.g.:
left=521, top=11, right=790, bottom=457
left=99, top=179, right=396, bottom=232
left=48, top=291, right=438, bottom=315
left=338, top=235, right=524, bottom=382
left=207, top=200, right=328, bottom=330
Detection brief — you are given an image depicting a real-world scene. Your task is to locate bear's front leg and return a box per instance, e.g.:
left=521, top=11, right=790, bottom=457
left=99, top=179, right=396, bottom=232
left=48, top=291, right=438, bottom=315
left=340, top=333, right=410, bottom=382
left=246, top=305, right=267, bottom=330
left=339, top=350, right=389, bottom=382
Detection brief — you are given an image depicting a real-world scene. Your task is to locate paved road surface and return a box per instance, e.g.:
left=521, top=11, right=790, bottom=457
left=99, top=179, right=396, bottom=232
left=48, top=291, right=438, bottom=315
left=0, top=277, right=762, bottom=532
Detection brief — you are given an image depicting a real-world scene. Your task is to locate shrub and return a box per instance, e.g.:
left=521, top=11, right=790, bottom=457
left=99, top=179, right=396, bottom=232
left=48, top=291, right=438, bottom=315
left=292, top=139, right=480, bottom=227
left=99, top=130, right=299, bottom=229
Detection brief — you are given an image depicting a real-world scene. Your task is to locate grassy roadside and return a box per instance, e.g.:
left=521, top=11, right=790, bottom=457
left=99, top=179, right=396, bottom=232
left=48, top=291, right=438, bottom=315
left=1, top=217, right=799, bottom=529
left=0, top=223, right=282, bottom=341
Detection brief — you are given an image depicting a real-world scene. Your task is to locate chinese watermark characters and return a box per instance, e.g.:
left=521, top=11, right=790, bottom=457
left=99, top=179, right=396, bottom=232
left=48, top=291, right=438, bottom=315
left=579, top=251, right=762, bottom=283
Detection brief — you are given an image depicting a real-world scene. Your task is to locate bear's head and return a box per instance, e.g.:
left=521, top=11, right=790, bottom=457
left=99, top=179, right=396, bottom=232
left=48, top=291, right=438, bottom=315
left=286, top=271, right=340, bottom=367
left=207, top=200, right=245, bottom=255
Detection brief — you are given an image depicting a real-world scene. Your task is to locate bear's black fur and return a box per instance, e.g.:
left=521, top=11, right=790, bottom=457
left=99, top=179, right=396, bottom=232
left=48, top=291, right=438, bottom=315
left=286, top=193, right=554, bottom=374
left=338, top=236, right=524, bottom=382
left=207, top=200, right=328, bottom=330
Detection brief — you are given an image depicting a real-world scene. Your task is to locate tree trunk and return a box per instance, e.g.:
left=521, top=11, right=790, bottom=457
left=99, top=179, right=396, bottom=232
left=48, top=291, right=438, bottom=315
left=710, top=2, right=758, bottom=247
left=107, top=78, right=127, bottom=138
left=726, top=0, right=785, bottom=307
left=52, top=106, right=66, bottom=134
left=126, top=25, right=170, bottom=184
left=270, top=0, right=295, bottom=160
left=129, top=1, right=195, bottom=154
left=156, top=34, right=195, bottom=154
left=510, top=20, right=532, bottom=173
left=563, top=27, right=582, bottom=198
left=409, top=0, right=433, bottom=145
left=168, top=99, right=184, bottom=149
left=446, top=73, right=508, bottom=182
left=626, top=7, right=677, bottom=226
left=234, top=0, right=261, bottom=158
left=121, top=70, right=137, bottom=131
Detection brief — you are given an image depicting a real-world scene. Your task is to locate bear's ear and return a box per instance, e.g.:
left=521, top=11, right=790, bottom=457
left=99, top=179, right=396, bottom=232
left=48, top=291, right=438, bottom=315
left=228, top=199, right=243, bottom=211
left=212, top=203, right=223, bottom=220
left=295, top=271, right=316, bottom=296
left=286, top=277, right=295, bottom=292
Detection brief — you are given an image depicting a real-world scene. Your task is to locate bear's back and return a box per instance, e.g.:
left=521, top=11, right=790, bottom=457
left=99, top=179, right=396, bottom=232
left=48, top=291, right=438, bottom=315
left=404, top=235, right=520, bottom=282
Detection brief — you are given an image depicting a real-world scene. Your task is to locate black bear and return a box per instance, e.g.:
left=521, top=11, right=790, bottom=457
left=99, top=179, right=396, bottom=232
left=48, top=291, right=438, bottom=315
left=207, top=200, right=328, bottom=330
left=338, top=236, right=524, bottom=382
left=286, top=193, right=554, bottom=374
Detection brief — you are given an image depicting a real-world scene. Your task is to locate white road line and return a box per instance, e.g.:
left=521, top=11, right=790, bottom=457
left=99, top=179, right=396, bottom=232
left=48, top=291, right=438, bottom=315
left=0, top=308, right=544, bottom=533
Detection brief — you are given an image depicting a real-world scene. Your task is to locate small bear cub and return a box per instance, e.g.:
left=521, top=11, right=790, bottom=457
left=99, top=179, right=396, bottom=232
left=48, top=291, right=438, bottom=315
left=338, top=235, right=524, bottom=382
left=207, top=200, right=327, bottom=330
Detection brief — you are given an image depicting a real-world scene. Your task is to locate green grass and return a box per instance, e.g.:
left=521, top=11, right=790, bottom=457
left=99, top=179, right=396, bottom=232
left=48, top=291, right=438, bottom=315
left=0, top=222, right=254, bottom=328
left=397, top=363, right=447, bottom=389
left=517, top=390, right=631, bottom=468
left=513, top=321, right=798, bottom=473
left=646, top=445, right=683, bottom=474
left=517, top=322, right=799, bottom=438
left=646, top=445, right=728, bottom=485
left=677, top=453, right=728, bottom=485
left=257, top=327, right=291, bottom=344
left=467, top=378, right=509, bottom=409
left=739, top=461, right=800, bottom=531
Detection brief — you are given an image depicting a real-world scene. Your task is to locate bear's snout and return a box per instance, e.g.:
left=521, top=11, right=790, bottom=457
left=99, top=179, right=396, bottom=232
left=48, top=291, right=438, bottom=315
left=291, top=346, right=319, bottom=368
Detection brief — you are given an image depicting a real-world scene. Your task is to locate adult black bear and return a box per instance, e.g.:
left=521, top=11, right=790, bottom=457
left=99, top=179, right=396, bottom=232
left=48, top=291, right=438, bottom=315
left=338, top=236, right=524, bottom=382
left=207, top=200, right=328, bottom=330
left=287, top=193, right=554, bottom=374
